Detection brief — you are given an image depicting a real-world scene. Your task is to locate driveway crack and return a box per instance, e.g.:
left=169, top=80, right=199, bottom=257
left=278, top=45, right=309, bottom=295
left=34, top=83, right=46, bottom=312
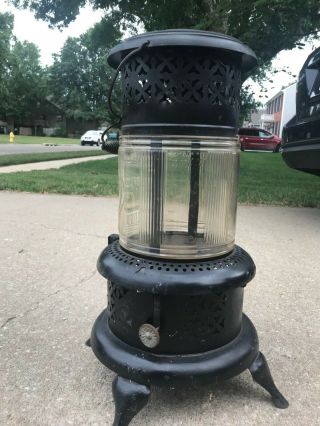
left=0, top=270, right=97, bottom=332
left=37, top=223, right=105, bottom=240
left=0, top=316, right=17, bottom=329
left=2, top=219, right=106, bottom=240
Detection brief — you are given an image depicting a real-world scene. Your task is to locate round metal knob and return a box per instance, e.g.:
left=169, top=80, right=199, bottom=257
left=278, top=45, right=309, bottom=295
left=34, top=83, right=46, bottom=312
left=138, top=324, right=160, bottom=348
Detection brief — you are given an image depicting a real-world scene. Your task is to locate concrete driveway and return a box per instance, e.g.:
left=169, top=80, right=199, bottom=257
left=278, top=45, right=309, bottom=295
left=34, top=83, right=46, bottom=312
left=0, top=191, right=319, bottom=426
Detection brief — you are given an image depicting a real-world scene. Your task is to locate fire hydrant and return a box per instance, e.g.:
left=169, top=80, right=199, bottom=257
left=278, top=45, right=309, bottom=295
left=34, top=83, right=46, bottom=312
left=9, top=131, right=15, bottom=144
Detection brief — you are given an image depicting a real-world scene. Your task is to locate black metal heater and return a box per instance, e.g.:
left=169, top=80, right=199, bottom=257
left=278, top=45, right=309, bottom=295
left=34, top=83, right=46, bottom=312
left=89, top=30, right=288, bottom=425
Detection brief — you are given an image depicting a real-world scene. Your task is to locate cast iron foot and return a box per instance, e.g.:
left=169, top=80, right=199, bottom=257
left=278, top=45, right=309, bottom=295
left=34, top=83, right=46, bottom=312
left=112, top=376, right=150, bottom=426
left=85, top=338, right=91, bottom=347
left=249, top=352, right=289, bottom=409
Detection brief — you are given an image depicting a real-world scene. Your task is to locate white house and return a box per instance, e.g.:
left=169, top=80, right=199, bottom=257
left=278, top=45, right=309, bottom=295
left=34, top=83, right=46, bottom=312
left=261, top=83, right=297, bottom=136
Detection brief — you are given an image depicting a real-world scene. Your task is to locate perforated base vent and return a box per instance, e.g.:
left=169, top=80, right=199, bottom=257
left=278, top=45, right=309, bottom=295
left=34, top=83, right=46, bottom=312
left=97, top=240, right=255, bottom=294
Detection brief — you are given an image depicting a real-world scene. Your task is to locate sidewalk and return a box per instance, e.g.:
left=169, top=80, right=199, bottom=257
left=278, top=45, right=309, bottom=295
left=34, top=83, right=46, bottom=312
left=0, top=191, right=319, bottom=425
left=0, top=154, right=113, bottom=173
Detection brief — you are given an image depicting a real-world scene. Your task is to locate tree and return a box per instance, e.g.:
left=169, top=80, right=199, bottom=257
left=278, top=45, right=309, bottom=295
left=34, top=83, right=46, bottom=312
left=0, top=12, right=47, bottom=126
left=9, top=0, right=320, bottom=65
left=0, top=13, right=15, bottom=118
left=9, top=0, right=320, bottom=123
left=48, top=24, right=121, bottom=124
left=7, top=41, right=47, bottom=122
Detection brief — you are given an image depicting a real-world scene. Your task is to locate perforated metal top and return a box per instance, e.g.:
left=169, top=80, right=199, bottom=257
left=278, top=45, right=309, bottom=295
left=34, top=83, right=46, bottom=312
left=108, top=29, right=257, bottom=72
left=97, top=241, right=256, bottom=294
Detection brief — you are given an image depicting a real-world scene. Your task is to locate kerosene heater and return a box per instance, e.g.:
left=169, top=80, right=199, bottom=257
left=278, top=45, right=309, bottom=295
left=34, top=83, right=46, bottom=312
left=89, top=30, right=288, bottom=425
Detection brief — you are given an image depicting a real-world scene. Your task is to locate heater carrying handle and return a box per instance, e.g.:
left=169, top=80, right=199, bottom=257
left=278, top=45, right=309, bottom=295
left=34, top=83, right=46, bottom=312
left=101, top=123, right=120, bottom=154
left=101, top=40, right=151, bottom=154
left=107, top=40, right=150, bottom=122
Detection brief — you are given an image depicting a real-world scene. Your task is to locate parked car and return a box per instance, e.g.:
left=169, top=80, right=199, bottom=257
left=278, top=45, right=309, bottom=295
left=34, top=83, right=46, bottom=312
left=281, top=48, right=320, bottom=176
left=80, top=130, right=103, bottom=146
left=101, top=131, right=119, bottom=152
left=238, top=127, right=281, bottom=152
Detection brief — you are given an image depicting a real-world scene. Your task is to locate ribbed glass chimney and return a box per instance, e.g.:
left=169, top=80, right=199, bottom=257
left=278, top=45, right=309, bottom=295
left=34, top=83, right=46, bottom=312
left=118, top=135, right=239, bottom=259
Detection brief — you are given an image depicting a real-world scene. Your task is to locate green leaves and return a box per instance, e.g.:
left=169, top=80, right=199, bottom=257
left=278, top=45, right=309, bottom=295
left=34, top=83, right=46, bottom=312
left=4, top=0, right=320, bottom=126
left=7, top=0, right=320, bottom=65
left=48, top=25, right=121, bottom=123
left=0, top=12, right=46, bottom=123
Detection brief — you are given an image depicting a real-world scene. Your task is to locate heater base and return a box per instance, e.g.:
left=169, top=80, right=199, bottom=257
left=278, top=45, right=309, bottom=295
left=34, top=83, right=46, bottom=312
left=90, top=310, right=288, bottom=425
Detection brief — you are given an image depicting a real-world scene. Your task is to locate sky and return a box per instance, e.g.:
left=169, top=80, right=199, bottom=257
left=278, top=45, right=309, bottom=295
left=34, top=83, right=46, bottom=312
left=247, top=40, right=317, bottom=103
left=0, top=0, right=104, bottom=64
left=0, top=0, right=319, bottom=104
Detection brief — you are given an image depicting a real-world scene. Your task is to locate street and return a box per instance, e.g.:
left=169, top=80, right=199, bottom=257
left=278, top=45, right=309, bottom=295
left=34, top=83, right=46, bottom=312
left=0, top=191, right=319, bottom=426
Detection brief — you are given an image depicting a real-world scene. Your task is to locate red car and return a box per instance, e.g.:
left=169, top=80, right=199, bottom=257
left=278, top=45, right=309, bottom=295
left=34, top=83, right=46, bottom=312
left=239, top=128, right=281, bottom=152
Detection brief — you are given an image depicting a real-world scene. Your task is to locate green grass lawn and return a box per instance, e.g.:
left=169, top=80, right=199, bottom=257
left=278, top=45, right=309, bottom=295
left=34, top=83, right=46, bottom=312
left=0, top=135, right=79, bottom=145
left=239, top=153, right=320, bottom=207
left=0, top=150, right=106, bottom=167
left=0, top=157, right=119, bottom=196
left=0, top=153, right=319, bottom=207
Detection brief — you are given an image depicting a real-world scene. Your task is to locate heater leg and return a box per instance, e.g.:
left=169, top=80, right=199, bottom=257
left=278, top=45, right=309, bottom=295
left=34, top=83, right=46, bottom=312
left=112, top=376, right=150, bottom=426
left=249, top=352, right=289, bottom=409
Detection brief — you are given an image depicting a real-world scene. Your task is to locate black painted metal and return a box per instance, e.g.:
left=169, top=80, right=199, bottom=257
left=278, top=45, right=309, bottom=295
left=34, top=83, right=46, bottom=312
left=88, top=31, right=288, bottom=425
left=188, top=144, right=200, bottom=238
left=108, top=29, right=257, bottom=71
left=107, top=30, right=257, bottom=136
left=150, top=140, right=163, bottom=251
left=107, top=280, right=243, bottom=354
left=97, top=240, right=256, bottom=294
left=249, top=353, right=289, bottom=409
left=97, top=241, right=253, bottom=353
left=91, top=310, right=259, bottom=386
left=91, top=312, right=288, bottom=425
left=282, top=47, right=320, bottom=175
left=109, top=352, right=289, bottom=426
left=112, top=376, right=150, bottom=426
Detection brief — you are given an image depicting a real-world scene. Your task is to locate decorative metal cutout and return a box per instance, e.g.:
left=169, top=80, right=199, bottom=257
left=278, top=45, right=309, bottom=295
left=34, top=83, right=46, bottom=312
left=122, top=50, right=241, bottom=109
left=107, top=281, right=129, bottom=323
left=181, top=291, right=227, bottom=337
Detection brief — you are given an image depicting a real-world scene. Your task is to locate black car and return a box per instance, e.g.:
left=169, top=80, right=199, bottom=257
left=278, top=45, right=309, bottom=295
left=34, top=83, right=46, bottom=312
left=282, top=47, right=320, bottom=176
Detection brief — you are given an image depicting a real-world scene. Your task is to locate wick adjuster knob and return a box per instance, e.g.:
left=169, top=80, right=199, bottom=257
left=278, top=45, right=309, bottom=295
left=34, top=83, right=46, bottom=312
left=138, top=324, right=160, bottom=348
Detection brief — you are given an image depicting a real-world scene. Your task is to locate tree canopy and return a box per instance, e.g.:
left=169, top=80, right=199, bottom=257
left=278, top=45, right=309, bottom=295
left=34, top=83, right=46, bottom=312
left=4, top=1, right=320, bottom=124
left=0, top=13, right=15, bottom=116
left=48, top=24, right=121, bottom=123
left=9, top=0, right=320, bottom=121
left=9, top=0, right=320, bottom=65
left=0, top=12, right=46, bottom=125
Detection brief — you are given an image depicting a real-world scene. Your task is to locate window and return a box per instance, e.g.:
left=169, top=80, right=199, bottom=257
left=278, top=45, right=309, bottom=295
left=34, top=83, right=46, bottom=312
left=259, top=130, right=271, bottom=138
left=239, top=128, right=259, bottom=136
left=279, top=95, right=283, bottom=110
